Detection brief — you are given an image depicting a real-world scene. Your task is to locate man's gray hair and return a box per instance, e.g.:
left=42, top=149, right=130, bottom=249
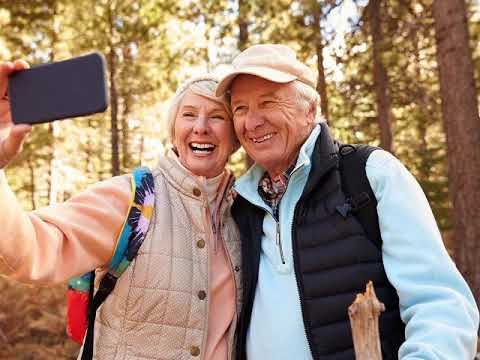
left=293, top=80, right=325, bottom=123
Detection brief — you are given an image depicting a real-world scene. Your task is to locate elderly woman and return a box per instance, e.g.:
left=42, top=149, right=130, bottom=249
left=0, top=60, right=241, bottom=360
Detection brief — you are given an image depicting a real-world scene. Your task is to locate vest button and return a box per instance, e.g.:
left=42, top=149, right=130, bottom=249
left=234, top=266, right=240, bottom=272
left=193, top=188, right=201, bottom=197
left=197, top=290, right=206, bottom=300
left=190, top=345, right=200, bottom=356
left=196, top=239, right=205, bottom=249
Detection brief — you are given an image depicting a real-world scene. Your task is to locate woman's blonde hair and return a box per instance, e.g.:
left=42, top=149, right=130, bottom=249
left=167, top=75, right=233, bottom=142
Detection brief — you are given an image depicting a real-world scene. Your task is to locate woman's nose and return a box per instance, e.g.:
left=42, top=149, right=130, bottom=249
left=193, top=116, right=209, bottom=134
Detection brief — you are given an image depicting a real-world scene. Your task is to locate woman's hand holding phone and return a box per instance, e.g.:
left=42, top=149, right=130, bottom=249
left=0, top=60, right=32, bottom=169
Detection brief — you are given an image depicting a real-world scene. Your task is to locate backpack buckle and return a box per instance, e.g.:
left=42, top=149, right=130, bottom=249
left=339, top=144, right=356, bottom=156
left=336, top=192, right=371, bottom=218
left=336, top=202, right=352, bottom=218
left=350, top=192, right=371, bottom=211
left=98, top=272, right=118, bottom=293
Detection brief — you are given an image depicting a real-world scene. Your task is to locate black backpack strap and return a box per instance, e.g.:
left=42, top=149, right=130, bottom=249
left=81, top=273, right=118, bottom=360
left=338, top=144, right=382, bottom=250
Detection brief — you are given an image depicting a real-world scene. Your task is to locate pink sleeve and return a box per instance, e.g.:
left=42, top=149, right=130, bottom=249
left=0, top=170, right=132, bottom=284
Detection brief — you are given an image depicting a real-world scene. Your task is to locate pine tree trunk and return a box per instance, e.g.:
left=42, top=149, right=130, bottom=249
left=433, top=0, right=480, bottom=304
left=238, top=0, right=253, bottom=168
left=312, top=4, right=329, bottom=122
left=121, top=96, right=131, bottom=170
left=48, top=122, right=61, bottom=204
left=27, top=156, right=36, bottom=210
left=47, top=4, right=61, bottom=205
left=85, top=118, right=93, bottom=176
left=238, top=0, right=249, bottom=51
left=108, top=2, right=120, bottom=177
left=370, top=0, right=393, bottom=152
left=412, top=30, right=430, bottom=183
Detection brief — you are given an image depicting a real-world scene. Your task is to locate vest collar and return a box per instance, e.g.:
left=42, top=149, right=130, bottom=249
left=300, top=122, right=340, bottom=198
left=155, top=149, right=234, bottom=202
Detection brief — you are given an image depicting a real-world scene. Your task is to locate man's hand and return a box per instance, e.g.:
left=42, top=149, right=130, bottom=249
left=0, top=60, right=32, bottom=169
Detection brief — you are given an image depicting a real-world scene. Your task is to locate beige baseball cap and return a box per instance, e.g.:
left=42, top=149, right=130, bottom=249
left=216, top=44, right=316, bottom=96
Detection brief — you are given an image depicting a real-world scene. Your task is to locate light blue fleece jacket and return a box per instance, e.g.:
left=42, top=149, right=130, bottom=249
left=234, top=125, right=479, bottom=360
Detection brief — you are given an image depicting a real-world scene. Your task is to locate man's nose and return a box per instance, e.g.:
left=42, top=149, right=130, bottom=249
left=245, top=109, right=264, bottom=132
left=193, top=116, right=209, bottom=134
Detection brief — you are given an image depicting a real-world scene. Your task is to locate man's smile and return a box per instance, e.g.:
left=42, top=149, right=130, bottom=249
left=250, top=132, right=275, bottom=144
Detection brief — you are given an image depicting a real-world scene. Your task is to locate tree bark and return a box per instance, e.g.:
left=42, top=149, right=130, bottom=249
left=369, top=0, right=393, bottom=152
left=108, top=2, right=120, bottom=177
left=27, top=155, right=36, bottom=210
left=348, top=281, right=384, bottom=360
left=48, top=122, right=61, bottom=204
left=238, top=0, right=249, bottom=51
left=237, top=0, right=253, bottom=168
left=433, top=0, right=480, bottom=304
left=47, top=2, right=61, bottom=205
left=121, top=96, right=131, bottom=170
left=85, top=118, right=93, bottom=176
left=312, top=3, right=329, bottom=122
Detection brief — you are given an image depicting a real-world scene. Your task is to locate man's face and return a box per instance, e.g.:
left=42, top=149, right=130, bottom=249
left=230, top=75, right=315, bottom=176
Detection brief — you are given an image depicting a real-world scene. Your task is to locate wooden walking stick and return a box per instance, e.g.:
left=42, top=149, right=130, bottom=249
left=348, top=281, right=385, bottom=360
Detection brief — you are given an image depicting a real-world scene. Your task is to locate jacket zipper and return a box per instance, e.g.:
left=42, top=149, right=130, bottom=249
left=273, top=165, right=303, bottom=266
left=292, top=202, right=316, bottom=359
left=291, top=157, right=339, bottom=359
left=275, top=219, right=286, bottom=264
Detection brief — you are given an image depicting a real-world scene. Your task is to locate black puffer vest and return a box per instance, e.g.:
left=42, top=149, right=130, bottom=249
left=232, top=124, right=405, bottom=360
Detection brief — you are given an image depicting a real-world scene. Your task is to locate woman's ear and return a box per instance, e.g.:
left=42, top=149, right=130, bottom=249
left=171, top=144, right=179, bottom=155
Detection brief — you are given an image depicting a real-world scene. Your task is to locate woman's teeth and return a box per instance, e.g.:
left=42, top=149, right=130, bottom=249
left=190, top=143, right=215, bottom=153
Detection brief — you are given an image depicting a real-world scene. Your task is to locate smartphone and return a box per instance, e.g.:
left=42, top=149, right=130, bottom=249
left=8, top=53, right=109, bottom=125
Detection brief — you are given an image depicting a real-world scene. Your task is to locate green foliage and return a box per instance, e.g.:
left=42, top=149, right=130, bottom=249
left=332, top=0, right=452, bottom=230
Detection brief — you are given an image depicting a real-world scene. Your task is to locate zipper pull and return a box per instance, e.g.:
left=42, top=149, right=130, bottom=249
left=276, top=221, right=286, bottom=264
left=276, top=222, right=280, bottom=245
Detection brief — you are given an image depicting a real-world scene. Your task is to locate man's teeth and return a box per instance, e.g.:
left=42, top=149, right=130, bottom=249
left=190, top=143, right=215, bottom=152
left=252, top=133, right=273, bottom=143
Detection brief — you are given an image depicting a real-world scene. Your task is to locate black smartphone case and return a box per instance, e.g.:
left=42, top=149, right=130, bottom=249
left=9, top=53, right=109, bottom=124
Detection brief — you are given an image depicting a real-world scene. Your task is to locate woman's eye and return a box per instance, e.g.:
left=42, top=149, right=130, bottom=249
left=182, top=112, right=195, bottom=118
left=211, top=114, right=226, bottom=120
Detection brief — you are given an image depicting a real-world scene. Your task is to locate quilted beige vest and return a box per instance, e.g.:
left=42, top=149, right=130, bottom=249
left=85, top=152, right=242, bottom=360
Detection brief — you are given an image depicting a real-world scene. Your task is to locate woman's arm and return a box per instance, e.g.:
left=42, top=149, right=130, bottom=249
left=0, top=171, right=132, bottom=284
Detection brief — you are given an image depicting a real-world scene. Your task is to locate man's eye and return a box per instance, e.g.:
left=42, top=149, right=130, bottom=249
left=262, top=101, right=275, bottom=107
left=233, top=106, right=246, bottom=114
left=211, top=114, right=226, bottom=120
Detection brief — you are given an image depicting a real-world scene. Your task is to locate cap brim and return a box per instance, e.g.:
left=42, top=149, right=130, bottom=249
left=215, top=67, right=297, bottom=96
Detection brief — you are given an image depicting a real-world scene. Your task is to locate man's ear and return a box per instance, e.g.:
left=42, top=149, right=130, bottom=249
left=307, top=102, right=316, bottom=124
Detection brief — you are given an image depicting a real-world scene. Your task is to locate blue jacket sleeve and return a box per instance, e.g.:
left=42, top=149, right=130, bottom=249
left=366, top=150, right=479, bottom=360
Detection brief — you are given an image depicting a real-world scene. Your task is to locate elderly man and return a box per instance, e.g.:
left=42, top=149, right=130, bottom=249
left=216, top=44, right=479, bottom=360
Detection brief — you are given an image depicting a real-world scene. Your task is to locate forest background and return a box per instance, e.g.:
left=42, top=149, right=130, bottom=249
left=0, top=0, right=479, bottom=358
